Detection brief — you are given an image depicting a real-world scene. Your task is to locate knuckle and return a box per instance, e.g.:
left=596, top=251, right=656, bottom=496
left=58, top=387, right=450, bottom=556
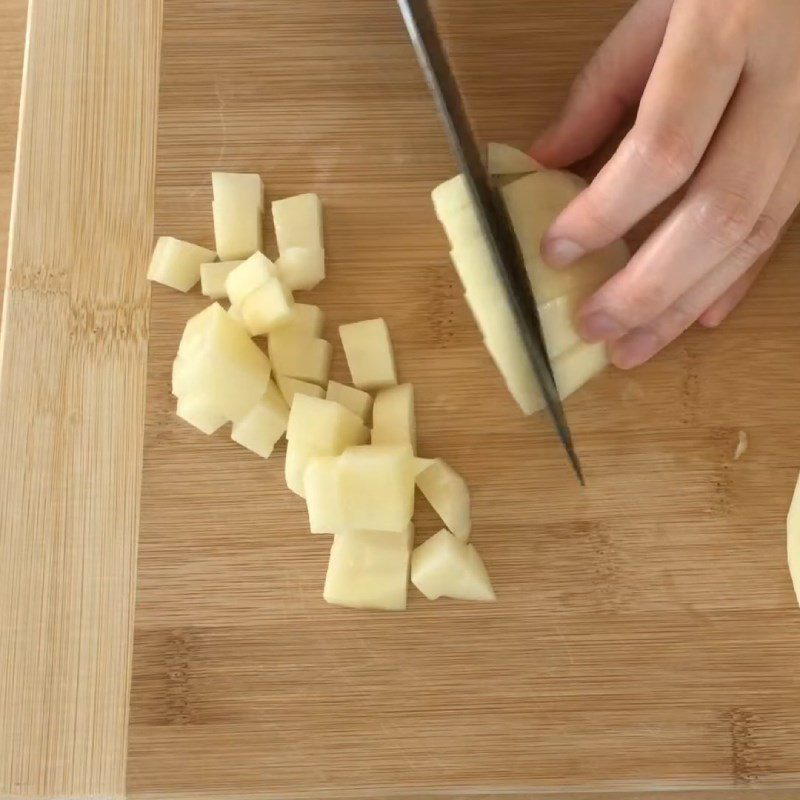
left=693, top=187, right=760, bottom=248
left=740, top=212, right=782, bottom=259
left=626, top=125, right=699, bottom=188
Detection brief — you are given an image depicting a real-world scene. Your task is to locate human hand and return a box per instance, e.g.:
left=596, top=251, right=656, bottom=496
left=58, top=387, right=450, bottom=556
left=530, top=0, right=800, bottom=368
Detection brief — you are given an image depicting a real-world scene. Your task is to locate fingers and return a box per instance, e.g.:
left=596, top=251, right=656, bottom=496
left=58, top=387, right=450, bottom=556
left=577, top=72, right=800, bottom=344
left=530, top=0, right=673, bottom=169
left=541, top=6, right=747, bottom=266
left=697, top=257, right=769, bottom=329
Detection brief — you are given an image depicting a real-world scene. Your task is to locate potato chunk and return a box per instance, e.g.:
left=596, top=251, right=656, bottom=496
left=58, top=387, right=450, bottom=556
left=371, top=383, right=415, bottom=451
left=268, top=331, right=332, bottom=386
left=326, top=381, right=372, bottom=422
left=276, top=375, right=325, bottom=406
left=241, top=277, right=295, bottom=336
left=176, top=393, right=227, bottom=435
left=304, top=456, right=343, bottom=534
left=200, top=260, right=242, bottom=300
left=411, top=529, right=495, bottom=602
left=339, top=318, right=397, bottom=390
left=272, top=192, right=323, bottom=251
left=415, top=458, right=470, bottom=542
left=277, top=246, right=325, bottom=291
left=276, top=303, right=324, bottom=338
left=147, top=236, right=216, bottom=292
left=487, top=142, right=542, bottom=176
left=231, top=381, right=289, bottom=459
left=224, top=251, right=277, bottom=308
left=212, top=172, right=264, bottom=260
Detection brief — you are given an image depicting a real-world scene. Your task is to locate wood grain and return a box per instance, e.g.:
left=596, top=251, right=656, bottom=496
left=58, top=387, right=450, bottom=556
left=126, top=0, right=800, bottom=798
left=0, top=0, right=160, bottom=796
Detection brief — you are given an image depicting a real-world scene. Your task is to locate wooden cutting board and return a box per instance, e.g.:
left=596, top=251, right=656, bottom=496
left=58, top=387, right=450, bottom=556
left=2, top=1, right=800, bottom=798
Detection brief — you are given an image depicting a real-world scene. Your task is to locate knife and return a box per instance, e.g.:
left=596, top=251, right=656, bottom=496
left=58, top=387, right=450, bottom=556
left=397, top=0, right=585, bottom=484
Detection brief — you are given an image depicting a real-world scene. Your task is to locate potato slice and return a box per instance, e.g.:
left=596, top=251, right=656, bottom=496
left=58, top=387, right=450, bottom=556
left=268, top=331, right=332, bottom=386
left=286, top=394, right=365, bottom=452
left=415, top=458, right=470, bottom=542
left=555, top=341, right=608, bottom=402
left=323, top=527, right=413, bottom=611
left=231, top=381, right=289, bottom=459
left=272, top=192, right=323, bottom=252
left=276, top=375, right=325, bottom=406
left=326, top=381, right=372, bottom=422
left=371, top=383, right=415, bottom=452
left=147, top=236, right=216, bottom=292
left=487, top=142, right=542, bottom=176
left=337, top=445, right=415, bottom=533
left=176, top=393, right=228, bottom=435
left=787, top=473, right=800, bottom=608
left=411, top=529, right=495, bottom=602
left=224, top=252, right=277, bottom=308
left=277, top=303, right=324, bottom=338
left=304, top=456, right=343, bottom=534
left=200, top=260, right=243, bottom=300
left=241, top=277, right=295, bottom=336
left=339, top=318, right=398, bottom=391
left=276, top=246, right=325, bottom=291
left=211, top=172, right=264, bottom=260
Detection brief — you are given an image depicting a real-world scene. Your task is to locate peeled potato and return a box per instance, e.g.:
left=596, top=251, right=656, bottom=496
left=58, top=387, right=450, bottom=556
left=304, top=456, right=343, bottom=534
left=225, top=251, right=277, bottom=308
left=276, top=375, right=325, bottom=405
left=272, top=193, right=323, bottom=252
left=371, top=383, right=415, bottom=451
left=176, top=393, right=228, bottom=435
left=268, top=331, right=332, bottom=386
left=788, top=473, right=800, bottom=608
left=200, top=260, right=243, bottom=300
left=147, top=236, right=216, bottom=292
left=231, top=381, right=289, bottom=459
left=415, top=459, right=470, bottom=542
left=326, top=381, right=373, bottom=422
left=339, top=318, right=398, bottom=391
left=211, top=172, right=264, bottom=260
left=241, top=276, right=294, bottom=336
left=487, top=142, right=542, bottom=176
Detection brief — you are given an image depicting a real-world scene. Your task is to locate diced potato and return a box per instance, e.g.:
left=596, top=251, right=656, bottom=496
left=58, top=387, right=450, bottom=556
left=339, top=318, right=397, bottom=391
left=286, top=394, right=365, bottom=451
left=371, top=383, right=415, bottom=451
left=487, top=142, right=542, bottom=176
left=326, top=381, right=372, bottom=422
left=268, top=330, right=332, bottom=385
left=272, top=192, right=323, bottom=252
left=177, top=303, right=272, bottom=421
left=172, top=355, right=191, bottom=397
left=176, top=393, right=228, bottom=435
left=212, top=201, right=263, bottom=262
left=323, top=529, right=412, bottom=611
left=212, top=172, right=263, bottom=212
left=241, top=277, right=295, bottom=336
left=432, top=174, right=472, bottom=220
left=415, top=459, right=470, bottom=542
left=230, top=381, right=289, bottom=458
left=147, top=236, right=216, bottom=292
left=788, top=473, right=800, bottom=608
left=304, top=456, right=343, bottom=534
left=337, top=445, right=415, bottom=533
left=200, top=260, right=242, bottom=300
left=224, top=252, right=277, bottom=307
left=276, top=246, right=325, bottom=291
left=276, top=375, right=325, bottom=405
left=228, top=303, right=244, bottom=324
left=555, top=341, right=609, bottom=402
left=276, top=303, right=324, bottom=338
left=285, top=439, right=335, bottom=498
left=413, top=457, right=435, bottom=476
left=411, top=529, right=495, bottom=602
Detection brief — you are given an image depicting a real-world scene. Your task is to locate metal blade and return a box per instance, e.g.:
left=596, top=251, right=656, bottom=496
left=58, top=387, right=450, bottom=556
left=397, top=0, right=584, bottom=484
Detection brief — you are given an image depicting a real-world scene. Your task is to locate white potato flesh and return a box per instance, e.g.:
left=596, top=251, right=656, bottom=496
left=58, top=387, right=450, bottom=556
left=241, top=277, right=295, bottom=336
left=304, top=456, right=342, bottom=534
left=224, top=251, right=277, bottom=308
left=268, top=331, right=332, bottom=385
left=787, top=473, right=800, bottom=608
left=487, top=142, right=542, bottom=176
left=272, top=193, right=323, bottom=252
left=177, top=303, right=272, bottom=421
left=276, top=374, right=325, bottom=405
left=276, top=303, right=324, bottom=338
left=277, top=246, right=325, bottom=291
left=230, top=381, right=289, bottom=459
left=555, top=341, right=609, bottom=402
left=413, top=457, right=435, bottom=476
left=339, top=318, right=398, bottom=391
left=212, top=201, right=263, bottom=262
left=537, top=294, right=581, bottom=359
left=228, top=303, right=244, bottom=324
left=286, top=395, right=366, bottom=452
left=212, top=172, right=264, bottom=212
left=326, top=381, right=373, bottom=422
left=285, top=439, right=335, bottom=498
left=200, top=260, right=242, bottom=300
left=415, top=459, right=470, bottom=542
left=371, top=383, right=415, bottom=452
left=147, top=236, right=216, bottom=292
left=172, top=355, right=191, bottom=397
left=337, top=445, right=415, bottom=533
left=411, top=529, right=495, bottom=602
left=323, top=529, right=412, bottom=611
left=176, top=393, right=228, bottom=435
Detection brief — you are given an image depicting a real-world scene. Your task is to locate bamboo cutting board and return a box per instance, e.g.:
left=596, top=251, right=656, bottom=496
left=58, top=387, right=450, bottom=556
left=2, top=1, right=800, bottom=798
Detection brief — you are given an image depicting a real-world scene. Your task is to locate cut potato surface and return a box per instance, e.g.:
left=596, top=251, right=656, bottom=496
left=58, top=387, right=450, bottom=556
left=268, top=331, right=332, bottom=385
left=304, top=456, right=343, bottom=534
left=287, top=394, right=366, bottom=453
left=537, top=294, right=581, bottom=359
left=272, top=193, right=323, bottom=252
left=212, top=172, right=264, bottom=212
left=277, top=303, right=324, bottom=338
left=326, top=381, right=372, bottom=422
left=212, top=172, right=264, bottom=260
left=554, top=341, right=608, bottom=402
left=200, top=260, right=242, bottom=300
left=337, top=445, right=415, bottom=533
left=324, top=529, right=412, bottom=611
left=176, top=393, right=228, bottom=435
left=415, top=459, right=470, bottom=542
left=339, top=318, right=397, bottom=391
left=147, top=236, right=216, bottom=292
left=371, top=383, right=416, bottom=452
left=285, top=439, right=335, bottom=498
left=230, top=381, right=289, bottom=459
left=487, top=142, right=542, bottom=176
left=224, top=251, right=277, bottom=308
left=277, top=246, right=325, bottom=291
left=276, top=375, right=325, bottom=406
left=788, top=473, right=800, bottom=608
left=411, top=529, right=495, bottom=602
left=241, top=276, right=294, bottom=336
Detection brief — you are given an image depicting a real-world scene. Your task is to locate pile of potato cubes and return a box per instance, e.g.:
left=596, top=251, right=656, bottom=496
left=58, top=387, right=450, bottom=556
left=147, top=172, right=495, bottom=611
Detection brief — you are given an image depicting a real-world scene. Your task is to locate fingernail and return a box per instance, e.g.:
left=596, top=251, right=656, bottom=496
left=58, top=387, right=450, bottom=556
left=541, top=237, right=586, bottom=268
left=579, top=312, right=624, bottom=343
left=611, top=329, right=660, bottom=370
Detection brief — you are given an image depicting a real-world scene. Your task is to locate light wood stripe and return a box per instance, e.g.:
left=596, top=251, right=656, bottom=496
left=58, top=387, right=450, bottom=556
left=0, top=0, right=160, bottom=796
